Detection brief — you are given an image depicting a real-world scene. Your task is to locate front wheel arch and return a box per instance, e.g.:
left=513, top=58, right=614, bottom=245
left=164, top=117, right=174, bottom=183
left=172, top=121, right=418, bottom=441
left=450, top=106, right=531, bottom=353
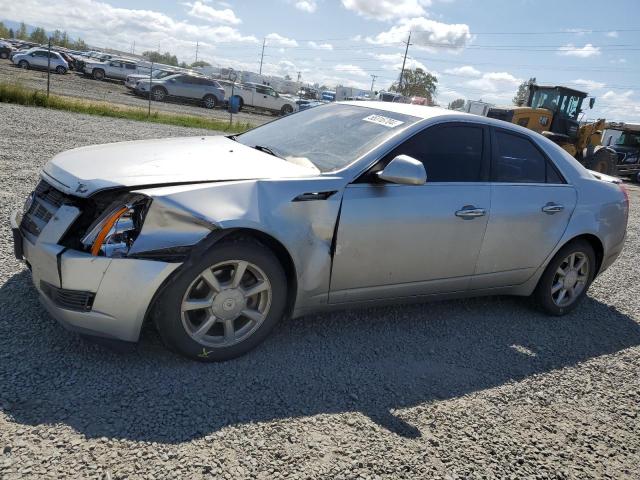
left=144, top=227, right=298, bottom=326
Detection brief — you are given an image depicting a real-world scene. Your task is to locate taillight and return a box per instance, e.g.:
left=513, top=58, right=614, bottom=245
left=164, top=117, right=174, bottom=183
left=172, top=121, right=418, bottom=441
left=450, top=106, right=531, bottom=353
left=619, top=183, right=630, bottom=219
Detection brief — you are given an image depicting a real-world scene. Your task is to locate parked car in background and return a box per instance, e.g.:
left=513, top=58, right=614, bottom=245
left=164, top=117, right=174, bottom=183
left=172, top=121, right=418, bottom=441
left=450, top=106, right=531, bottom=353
left=0, top=42, right=12, bottom=59
left=219, top=81, right=297, bottom=115
left=296, top=99, right=326, bottom=111
left=125, top=68, right=177, bottom=90
left=10, top=102, right=629, bottom=361
left=135, top=74, right=225, bottom=109
left=84, top=58, right=139, bottom=81
left=56, top=51, right=77, bottom=70
left=602, top=122, right=640, bottom=181
left=12, top=49, right=68, bottom=74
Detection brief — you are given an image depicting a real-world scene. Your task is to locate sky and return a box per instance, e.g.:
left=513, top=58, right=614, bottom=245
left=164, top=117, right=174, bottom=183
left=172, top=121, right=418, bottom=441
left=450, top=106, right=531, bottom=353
left=1, top=0, right=639, bottom=121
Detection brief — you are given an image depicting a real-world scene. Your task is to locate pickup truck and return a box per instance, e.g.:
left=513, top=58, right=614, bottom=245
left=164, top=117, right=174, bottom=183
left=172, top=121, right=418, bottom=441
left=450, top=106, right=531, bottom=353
left=84, top=59, right=139, bottom=81
left=219, top=81, right=297, bottom=115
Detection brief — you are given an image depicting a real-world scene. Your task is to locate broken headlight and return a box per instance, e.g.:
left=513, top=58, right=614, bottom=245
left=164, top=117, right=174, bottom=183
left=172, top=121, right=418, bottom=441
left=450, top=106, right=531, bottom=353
left=81, top=196, right=149, bottom=258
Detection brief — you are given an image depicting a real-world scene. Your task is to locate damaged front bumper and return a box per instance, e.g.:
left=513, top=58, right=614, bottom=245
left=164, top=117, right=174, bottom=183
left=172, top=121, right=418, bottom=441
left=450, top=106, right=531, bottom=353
left=11, top=207, right=180, bottom=343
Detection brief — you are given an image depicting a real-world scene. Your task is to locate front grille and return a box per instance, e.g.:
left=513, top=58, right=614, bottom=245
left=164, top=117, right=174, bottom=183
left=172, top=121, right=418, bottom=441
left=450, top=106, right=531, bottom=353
left=40, top=281, right=95, bottom=312
left=20, top=180, right=74, bottom=238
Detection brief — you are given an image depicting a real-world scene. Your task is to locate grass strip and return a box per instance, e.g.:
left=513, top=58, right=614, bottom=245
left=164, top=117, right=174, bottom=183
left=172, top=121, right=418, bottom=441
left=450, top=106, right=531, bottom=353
left=0, top=81, right=253, bottom=133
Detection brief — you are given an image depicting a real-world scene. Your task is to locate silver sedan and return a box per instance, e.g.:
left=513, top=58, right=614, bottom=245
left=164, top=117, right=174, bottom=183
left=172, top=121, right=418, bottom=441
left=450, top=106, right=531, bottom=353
left=11, top=102, right=629, bottom=361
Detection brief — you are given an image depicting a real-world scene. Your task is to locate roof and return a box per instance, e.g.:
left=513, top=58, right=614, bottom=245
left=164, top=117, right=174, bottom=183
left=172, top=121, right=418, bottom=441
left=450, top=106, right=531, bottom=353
left=606, top=122, right=640, bottom=132
left=532, top=84, right=588, bottom=97
left=339, top=100, right=467, bottom=120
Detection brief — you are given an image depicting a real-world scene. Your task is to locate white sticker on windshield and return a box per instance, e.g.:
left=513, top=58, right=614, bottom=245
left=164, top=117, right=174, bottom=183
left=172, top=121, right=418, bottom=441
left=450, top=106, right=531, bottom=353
left=362, top=114, right=404, bottom=128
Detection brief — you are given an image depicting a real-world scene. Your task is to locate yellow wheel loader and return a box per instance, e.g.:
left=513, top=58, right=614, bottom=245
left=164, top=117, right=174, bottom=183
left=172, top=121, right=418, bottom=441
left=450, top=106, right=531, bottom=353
left=487, top=84, right=618, bottom=175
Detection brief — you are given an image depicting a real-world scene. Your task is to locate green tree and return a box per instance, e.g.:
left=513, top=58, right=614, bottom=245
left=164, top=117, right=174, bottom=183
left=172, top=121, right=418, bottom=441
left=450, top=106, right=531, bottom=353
left=71, top=38, right=88, bottom=51
left=8, top=28, right=15, bottom=39
left=142, top=51, right=179, bottom=66
left=191, top=60, right=211, bottom=68
left=447, top=98, right=465, bottom=110
left=513, top=77, right=536, bottom=106
left=29, top=27, right=47, bottom=44
left=390, top=68, right=438, bottom=99
left=17, top=22, right=28, bottom=40
left=0, top=22, right=9, bottom=38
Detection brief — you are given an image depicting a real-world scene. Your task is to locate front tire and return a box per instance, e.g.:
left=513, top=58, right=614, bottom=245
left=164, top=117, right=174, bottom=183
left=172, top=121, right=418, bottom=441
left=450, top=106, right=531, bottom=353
left=151, top=86, right=167, bottom=102
left=280, top=104, right=293, bottom=116
left=534, top=240, right=596, bottom=316
left=584, top=148, right=618, bottom=176
left=55, top=65, right=67, bottom=74
left=203, top=94, right=218, bottom=109
left=154, top=238, right=287, bottom=361
left=0, top=52, right=8, bottom=60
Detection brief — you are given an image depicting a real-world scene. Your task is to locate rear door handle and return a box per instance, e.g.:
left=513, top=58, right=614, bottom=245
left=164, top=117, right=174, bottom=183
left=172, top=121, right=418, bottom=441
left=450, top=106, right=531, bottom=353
left=455, top=206, right=486, bottom=219
left=542, top=203, right=564, bottom=214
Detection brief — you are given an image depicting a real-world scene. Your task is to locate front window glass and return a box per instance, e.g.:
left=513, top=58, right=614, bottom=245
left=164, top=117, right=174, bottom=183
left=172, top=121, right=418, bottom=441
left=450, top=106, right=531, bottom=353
left=616, top=132, right=640, bottom=146
left=236, top=104, right=420, bottom=172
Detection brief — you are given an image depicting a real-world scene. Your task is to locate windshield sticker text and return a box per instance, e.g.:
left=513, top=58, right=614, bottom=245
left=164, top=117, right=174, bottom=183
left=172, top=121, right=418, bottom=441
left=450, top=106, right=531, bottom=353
left=363, top=115, right=404, bottom=128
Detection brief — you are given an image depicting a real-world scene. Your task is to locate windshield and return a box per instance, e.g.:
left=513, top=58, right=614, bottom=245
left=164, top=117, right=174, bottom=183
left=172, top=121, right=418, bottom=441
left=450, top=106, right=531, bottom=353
left=236, top=104, right=420, bottom=172
left=558, top=94, right=584, bottom=119
left=530, top=88, right=560, bottom=110
left=615, top=131, right=640, bottom=147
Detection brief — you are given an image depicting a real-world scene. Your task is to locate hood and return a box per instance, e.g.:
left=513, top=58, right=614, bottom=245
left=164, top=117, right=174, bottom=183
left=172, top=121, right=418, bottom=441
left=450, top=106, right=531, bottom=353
left=42, top=136, right=320, bottom=197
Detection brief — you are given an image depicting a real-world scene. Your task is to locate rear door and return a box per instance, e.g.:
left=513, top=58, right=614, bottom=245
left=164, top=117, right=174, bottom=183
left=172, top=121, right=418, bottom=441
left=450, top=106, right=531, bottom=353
left=472, top=127, right=577, bottom=289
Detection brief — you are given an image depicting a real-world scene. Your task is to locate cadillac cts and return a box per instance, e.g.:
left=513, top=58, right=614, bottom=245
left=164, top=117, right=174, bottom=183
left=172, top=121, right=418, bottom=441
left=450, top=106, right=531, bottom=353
left=11, top=102, right=629, bottom=361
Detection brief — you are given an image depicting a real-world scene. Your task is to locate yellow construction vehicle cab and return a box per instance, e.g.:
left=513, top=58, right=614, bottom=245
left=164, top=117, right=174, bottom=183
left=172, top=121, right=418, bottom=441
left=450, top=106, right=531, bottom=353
left=487, top=84, right=618, bottom=175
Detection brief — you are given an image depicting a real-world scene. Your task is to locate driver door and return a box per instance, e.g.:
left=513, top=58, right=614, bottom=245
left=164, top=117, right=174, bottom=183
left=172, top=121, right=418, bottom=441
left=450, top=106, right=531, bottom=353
left=329, top=122, right=492, bottom=303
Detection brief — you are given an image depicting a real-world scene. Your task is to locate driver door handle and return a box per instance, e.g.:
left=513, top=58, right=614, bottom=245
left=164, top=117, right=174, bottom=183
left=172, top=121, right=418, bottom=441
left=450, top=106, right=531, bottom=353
left=455, top=206, right=486, bottom=219
left=542, top=203, right=564, bottom=214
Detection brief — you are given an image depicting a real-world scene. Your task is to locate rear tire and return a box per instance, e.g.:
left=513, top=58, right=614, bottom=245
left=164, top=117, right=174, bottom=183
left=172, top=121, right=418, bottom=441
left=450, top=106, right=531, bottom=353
left=534, top=239, right=596, bottom=316
left=18, top=60, right=29, bottom=69
left=154, top=238, right=287, bottom=361
left=92, top=69, right=105, bottom=80
left=0, top=52, right=8, bottom=60
left=584, top=148, right=618, bottom=176
left=55, top=65, right=66, bottom=74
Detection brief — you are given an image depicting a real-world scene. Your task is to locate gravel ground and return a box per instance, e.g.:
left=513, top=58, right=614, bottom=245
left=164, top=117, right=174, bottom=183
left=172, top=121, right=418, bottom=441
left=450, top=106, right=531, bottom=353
left=0, top=59, right=273, bottom=126
left=1, top=103, right=639, bottom=479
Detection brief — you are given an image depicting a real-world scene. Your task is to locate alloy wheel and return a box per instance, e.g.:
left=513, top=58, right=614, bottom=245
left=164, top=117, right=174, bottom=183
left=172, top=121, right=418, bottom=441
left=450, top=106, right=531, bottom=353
left=551, top=252, right=590, bottom=307
left=181, top=260, right=272, bottom=348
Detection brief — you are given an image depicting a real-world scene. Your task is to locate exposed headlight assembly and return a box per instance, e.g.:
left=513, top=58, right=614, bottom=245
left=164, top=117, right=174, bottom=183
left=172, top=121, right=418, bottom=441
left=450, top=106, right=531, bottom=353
left=81, top=196, right=150, bottom=257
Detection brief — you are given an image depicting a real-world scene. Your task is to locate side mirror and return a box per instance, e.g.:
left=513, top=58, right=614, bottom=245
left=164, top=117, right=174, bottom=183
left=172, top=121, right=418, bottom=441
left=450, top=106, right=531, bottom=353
left=589, top=98, right=595, bottom=109
left=377, top=155, right=426, bottom=185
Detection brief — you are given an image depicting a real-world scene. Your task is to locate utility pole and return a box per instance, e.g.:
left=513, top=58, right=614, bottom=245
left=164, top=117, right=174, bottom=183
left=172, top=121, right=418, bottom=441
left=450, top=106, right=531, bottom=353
left=46, top=37, right=51, bottom=98
left=398, top=31, right=412, bottom=93
left=370, top=74, right=378, bottom=93
left=259, top=38, right=266, bottom=75
left=297, top=71, right=301, bottom=82
left=195, top=41, right=199, bottom=64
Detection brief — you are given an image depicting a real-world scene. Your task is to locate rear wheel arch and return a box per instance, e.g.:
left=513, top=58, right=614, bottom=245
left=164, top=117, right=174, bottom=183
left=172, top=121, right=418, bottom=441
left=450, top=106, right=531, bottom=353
left=560, top=233, right=604, bottom=276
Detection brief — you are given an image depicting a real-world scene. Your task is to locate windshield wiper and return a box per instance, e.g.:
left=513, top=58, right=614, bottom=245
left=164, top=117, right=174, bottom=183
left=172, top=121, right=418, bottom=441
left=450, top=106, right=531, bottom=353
left=252, top=145, right=282, bottom=158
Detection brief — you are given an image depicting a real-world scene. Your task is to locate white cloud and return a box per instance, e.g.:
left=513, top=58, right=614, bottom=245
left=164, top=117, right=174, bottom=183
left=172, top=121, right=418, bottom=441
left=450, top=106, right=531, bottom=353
left=605, top=31, right=619, bottom=38
left=444, top=65, right=481, bottom=77
left=341, top=0, right=431, bottom=21
left=334, top=64, right=368, bottom=77
left=1, top=0, right=257, bottom=63
left=367, top=17, right=472, bottom=51
left=294, top=0, right=317, bottom=12
left=308, top=41, right=333, bottom=50
left=185, top=1, right=241, bottom=25
left=572, top=79, right=606, bottom=91
left=466, top=72, right=522, bottom=93
left=266, top=33, right=298, bottom=47
left=557, top=43, right=601, bottom=58
left=596, top=90, right=640, bottom=122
